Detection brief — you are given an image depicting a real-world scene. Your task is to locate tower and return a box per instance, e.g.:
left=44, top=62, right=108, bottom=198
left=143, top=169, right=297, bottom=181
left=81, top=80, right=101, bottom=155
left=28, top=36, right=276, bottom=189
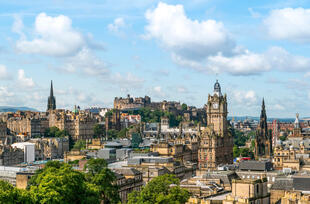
left=47, top=80, right=56, bottom=111
left=255, top=98, right=272, bottom=158
left=198, top=80, right=233, bottom=171
left=291, top=113, right=302, bottom=138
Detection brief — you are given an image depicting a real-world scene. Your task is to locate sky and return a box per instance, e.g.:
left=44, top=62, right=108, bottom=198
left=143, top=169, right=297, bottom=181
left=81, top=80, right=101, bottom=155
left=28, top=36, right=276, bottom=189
left=0, top=0, right=310, bottom=118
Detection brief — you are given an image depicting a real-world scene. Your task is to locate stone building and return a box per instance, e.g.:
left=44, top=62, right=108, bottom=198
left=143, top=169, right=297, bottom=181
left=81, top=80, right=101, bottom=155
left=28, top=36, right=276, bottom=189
left=5, top=111, right=49, bottom=138
left=112, top=168, right=143, bottom=203
left=29, top=137, right=69, bottom=160
left=114, top=95, right=151, bottom=110
left=273, top=138, right=310, bottom=171
left=255, top=99, right=272, bottom=159
left=0, top=121, right=7, bottom=143
left=270, top=176, right=310, bottom=203
left=198, top=80, right=233, bottom=171
left=125, top=156, right=194, bottom=184
left=0, top=145, right=24, bottom=166
left=223, top=178, right=270, bottom=204
left=150, top=138, right=199, bottom=163
left=49, top=109, right=97, bottom=141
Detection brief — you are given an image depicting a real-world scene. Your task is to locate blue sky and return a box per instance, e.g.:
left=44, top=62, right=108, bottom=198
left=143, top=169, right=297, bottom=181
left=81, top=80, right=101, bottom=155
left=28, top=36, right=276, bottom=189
left=0, top=0, right=310, bottom=118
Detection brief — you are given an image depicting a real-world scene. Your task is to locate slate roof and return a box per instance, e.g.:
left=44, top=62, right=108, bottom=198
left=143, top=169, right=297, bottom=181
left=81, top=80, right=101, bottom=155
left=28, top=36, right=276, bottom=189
left=239, top=160, right=272, bottom=171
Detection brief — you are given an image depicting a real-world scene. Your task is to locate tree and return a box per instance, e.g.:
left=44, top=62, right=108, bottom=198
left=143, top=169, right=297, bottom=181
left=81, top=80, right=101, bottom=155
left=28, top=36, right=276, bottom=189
left=107, top=129, right=119, bottom=140
left=84, top=158, right=120, bottom=204
left=73, top=140, right=86, bottom=150
left=181, top=103, right=187, bottom=111
left=93, top=124, right=104, bottom=138
left=29, top=161, right=99, bottom=204
left=128, top=174, right=190, bottom=204
left=44, top=126, right=68, bottom=138
left=233, top=145, right=240, bottom=158
left=0, top=180, right=32, bottom=203
left=117, top=128, right=128, bottom=138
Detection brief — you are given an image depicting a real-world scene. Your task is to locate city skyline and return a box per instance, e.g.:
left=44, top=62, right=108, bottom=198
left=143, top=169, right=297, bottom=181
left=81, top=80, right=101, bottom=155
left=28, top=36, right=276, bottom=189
left=0, top=0, right=310, bottom=117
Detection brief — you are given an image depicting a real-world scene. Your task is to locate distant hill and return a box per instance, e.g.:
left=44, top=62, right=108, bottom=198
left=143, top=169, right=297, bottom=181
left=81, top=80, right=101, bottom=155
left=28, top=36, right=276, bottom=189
left=228, top=116, right=295, bottom=123
left=0, top=106, right=38, bottom=113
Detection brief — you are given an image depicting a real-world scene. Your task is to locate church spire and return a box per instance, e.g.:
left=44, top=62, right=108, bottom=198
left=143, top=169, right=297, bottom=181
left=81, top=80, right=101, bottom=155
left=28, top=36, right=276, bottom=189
left=47, top=80, right=56, bottom=111
left=50, top=80, right=54, bottom=97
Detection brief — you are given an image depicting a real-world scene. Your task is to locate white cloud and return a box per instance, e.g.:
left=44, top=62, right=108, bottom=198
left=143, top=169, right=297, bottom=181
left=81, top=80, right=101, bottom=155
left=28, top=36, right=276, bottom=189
left=108, top=17, right=126, bottom=33
left=60, top=48, right=109, bottom=77
left=0, top=87, right=15, bottom=104
left=264, top=8, right=310, bottom=42
left=17, top=69, right=35, bottom=88
left=232, top=90, right=258, bottom=106
left=145, top=3, right=310, bottom=76
left=15, top=13, right=85, bottom=57
left=0, top=65, right=11, bottom=80
left=12, top=15, right=25, bottom=38
left=145, top=2, right=234, bottom=60
left=112, top=72, right=144, bottom=89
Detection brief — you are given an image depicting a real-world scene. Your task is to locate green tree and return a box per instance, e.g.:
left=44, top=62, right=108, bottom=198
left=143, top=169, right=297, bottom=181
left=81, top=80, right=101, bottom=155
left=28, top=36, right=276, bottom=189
left=29, top=161, right=99, bottom=204
left=93, top=124, right=104, bottom=138
left=107, top=129, right=119, bottom=140
left=280, top=135, right=287, bottom=141
left=73, top=140, right=86, bottom=150
left=44, top=126, right=68, bottom=138
left=233, top=145, right=240, bottom=158
left=84, top=158, right=120, bottom=204
left=128, top=174, right=190, bottom=204
left=117, top=128, right=128, bottom=138
left=181, top=103, right=187, bottom=111
left=0, top=180, right=32, bottom=204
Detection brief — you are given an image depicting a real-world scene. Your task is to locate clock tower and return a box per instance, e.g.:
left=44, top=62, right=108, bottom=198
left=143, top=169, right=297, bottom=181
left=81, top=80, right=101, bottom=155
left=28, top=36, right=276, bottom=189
left=206, top=80, right=228, bottom=136
left=198, top=80, right=233, bottom=172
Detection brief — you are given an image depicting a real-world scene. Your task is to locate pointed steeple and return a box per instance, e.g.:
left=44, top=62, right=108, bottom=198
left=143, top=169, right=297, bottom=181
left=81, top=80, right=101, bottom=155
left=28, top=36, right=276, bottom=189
left=47, top=80, right=56, bottom=111
left=50, top=80, right=54, bottom=97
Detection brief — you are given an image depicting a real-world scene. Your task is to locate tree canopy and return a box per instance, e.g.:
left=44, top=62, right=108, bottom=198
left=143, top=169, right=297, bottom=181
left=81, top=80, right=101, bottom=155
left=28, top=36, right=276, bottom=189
left=127, top=174, right=190, bottom=204
left=0, top=159, right=120, bottom=204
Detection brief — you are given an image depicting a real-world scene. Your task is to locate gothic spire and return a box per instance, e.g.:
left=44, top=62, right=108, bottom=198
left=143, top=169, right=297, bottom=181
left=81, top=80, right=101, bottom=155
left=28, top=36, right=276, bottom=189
left=50, top=80, right=54, bottom=97
left=47, top=80, right=56, bottom=111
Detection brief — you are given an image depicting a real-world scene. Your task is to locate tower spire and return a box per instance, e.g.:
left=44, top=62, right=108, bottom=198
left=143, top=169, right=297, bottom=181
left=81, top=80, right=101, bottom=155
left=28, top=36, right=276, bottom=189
left=50, top=80, right=54, bottom=97
left=47, top=80, right=56, bottom=111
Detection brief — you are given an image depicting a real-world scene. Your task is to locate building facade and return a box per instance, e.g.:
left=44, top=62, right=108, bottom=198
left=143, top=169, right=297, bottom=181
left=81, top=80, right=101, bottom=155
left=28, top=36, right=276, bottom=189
left=198, top=80, right=233, bottom=171
left=255, top=99, right=272, bottom=159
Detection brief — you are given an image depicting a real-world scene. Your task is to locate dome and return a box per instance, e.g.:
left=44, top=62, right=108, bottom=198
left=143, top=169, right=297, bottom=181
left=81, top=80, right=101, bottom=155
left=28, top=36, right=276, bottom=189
left=213, top=80, right=222, bottom=96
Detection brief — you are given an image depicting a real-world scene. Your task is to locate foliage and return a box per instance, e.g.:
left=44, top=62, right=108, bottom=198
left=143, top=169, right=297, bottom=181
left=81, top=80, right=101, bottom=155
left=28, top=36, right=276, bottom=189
left=107, top=129, right=119, bottom=140
left=73, top=140, right=86, bottom=150
left=127, top=174, right=190, bottom=204
left=84, top=158, right=120, bottom=204
left=29, top=161, right=99, bottom=204
left=0, top=160, right=120, bottom=204
left=128, top=107, right=183, bottom=127
left=279, top=135, right=287, bottom=141
left=93, top=124, right=104, bottom=138
left=0, top=180, right=32, bottom=204
left=117, top=128, right=128, bottom=138
left=233, top=145, right=254, bottom=158
left=44, top=126, right=68, bottom=138
left=131, top=133, right=143, bottom=148
left=181, top=103, right=187, bottom=111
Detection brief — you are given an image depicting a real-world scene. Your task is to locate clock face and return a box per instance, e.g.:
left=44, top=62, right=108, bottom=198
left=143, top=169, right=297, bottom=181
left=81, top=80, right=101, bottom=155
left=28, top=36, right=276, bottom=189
left=212, top=103, right=219, bottom=109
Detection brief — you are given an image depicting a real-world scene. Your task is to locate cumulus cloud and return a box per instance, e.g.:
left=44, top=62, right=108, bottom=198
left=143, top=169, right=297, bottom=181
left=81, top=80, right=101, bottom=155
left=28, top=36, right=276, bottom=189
left=145, top=2, right=234, bottom=60
left=15, top=13, right=85, bottom=57
left=17, top=69, right=35, bottom=88
left=108, top=17, right=126, bottom=33
left=112, top=72, right=144, bottom=89
left=60, top=48, right=109, bottom=77
left=232, top=90, right=258, bottom=106
left=145, top=3, right=310, bottom=76
left=264, top=8, right=310, bottom=42
left=0, top=65, right=11, bottom=80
